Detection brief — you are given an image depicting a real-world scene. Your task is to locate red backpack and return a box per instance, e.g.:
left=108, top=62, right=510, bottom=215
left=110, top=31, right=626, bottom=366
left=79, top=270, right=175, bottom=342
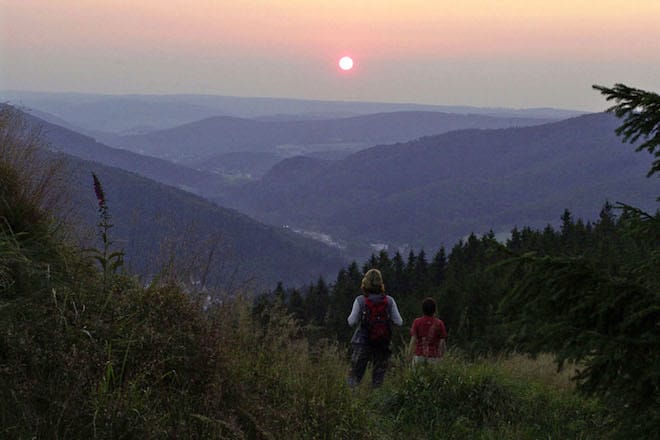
left=362, top=295, right=392, bottom=345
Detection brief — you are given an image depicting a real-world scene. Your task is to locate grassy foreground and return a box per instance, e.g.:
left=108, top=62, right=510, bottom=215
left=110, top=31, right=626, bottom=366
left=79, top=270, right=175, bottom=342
left=378, top=354, right=609, bottom=439
left=1, top=274, right=612, bottom=439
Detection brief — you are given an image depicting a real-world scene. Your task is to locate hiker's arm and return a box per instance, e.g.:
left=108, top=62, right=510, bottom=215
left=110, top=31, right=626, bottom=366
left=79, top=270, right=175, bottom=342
left=347, top=298, right=361, bottom=326
left=438, top=338, right=447, bottom=357
left=409, top=335, right=417, bottom=357
left=389, top=297, right=403, bottom=326
left=437, top=321, right=447, bottom=357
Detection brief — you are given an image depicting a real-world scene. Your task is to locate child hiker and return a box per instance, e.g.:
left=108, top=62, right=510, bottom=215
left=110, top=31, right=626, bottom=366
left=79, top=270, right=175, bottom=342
left=409, top=297, right=447, bottom=366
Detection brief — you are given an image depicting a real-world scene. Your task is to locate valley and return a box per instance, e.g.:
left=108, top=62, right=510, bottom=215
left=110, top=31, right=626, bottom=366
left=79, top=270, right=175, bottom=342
left=6, top=93, right=655, bottom=264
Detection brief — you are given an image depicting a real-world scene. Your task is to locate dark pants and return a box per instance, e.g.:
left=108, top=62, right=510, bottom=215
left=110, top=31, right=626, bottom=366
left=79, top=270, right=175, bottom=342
left=348, top=342, right=391, bottom=388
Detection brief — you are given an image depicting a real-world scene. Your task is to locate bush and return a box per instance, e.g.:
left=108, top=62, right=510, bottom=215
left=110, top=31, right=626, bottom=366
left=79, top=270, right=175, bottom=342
left=380, top=354, right=611, bottom=439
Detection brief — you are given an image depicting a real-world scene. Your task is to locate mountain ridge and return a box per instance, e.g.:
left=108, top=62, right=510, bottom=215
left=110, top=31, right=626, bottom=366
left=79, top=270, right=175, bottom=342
left=12, top=108, right=228, bottom=198
left=1, top=90, right=584, bottom=133
left=219, top=112, right=658, bottom=259
left=108, top=111, right=557, bottom=166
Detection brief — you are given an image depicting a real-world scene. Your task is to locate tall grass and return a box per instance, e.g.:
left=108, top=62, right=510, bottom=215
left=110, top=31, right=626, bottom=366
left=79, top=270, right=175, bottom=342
left=489, top=353, right=576, bottom=391
left=1, top=269, right=614, bottom=439
left=0, top=107, right=68, bottom=232
left=380, top=354, right=611, bottom=439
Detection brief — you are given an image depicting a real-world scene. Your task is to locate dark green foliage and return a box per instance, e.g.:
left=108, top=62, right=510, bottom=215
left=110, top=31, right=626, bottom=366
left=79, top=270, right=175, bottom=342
left=224, top=112, right=657, bottom=256
left=265, top=201, right=657, bottom=437
left=593, top=83, right=660, bottom=177
left=499, top=206, right=659, bottom=438
left=270, top=229, right=536, bottom=355
left=327, top=262, right=363, bottom=344
left=441, top=233, right=510, bottom=354
left=382, top=358, right=611, bottom=439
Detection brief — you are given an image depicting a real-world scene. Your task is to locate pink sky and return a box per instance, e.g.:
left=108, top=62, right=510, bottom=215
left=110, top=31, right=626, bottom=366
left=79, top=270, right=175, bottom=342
left=1, top=0, right=659, bottom=110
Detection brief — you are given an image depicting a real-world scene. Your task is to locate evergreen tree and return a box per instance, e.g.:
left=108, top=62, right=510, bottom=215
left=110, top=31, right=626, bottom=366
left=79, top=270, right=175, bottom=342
left=303, top=277, right=330, bottom=327
left=593, top=83, right=660, bottom=177
left=327, top=262, right=362, bottom=343
left=499, top=84, right=660, bottom=437
left=288, top=287, right=305, bottom=322
left=375, top=249, right=393, bottom=291
left=430, top=247, right=447, bottom=286
left=362, top=253, right=378, bottom=273
left=540, top=224, right=558, bottom=254
left=412, top=249, right=430, bottom=294
left=405, top=250, right=416, bottom=278
left=272, top=281, right=286, bottom=305
left=391, top=251, right=408, bottom=296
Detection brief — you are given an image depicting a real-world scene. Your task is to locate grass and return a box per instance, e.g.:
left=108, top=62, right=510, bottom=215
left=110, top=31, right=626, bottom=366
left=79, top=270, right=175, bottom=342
left=378, top=353, right=610, bottom=439
left=1, top=269, right=614, bottom=439
left=488, top=353, right=577, bottom=391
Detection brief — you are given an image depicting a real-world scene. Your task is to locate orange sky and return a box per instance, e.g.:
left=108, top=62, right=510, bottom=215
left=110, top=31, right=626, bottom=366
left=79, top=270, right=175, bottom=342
left=1, top=0, right=659, bottom=109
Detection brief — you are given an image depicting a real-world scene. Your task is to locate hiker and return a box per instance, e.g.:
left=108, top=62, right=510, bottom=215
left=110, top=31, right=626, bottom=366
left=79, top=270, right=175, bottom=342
left=347, top=268, right=403, bottom=388
left=409, top=297, right=447, bottom=367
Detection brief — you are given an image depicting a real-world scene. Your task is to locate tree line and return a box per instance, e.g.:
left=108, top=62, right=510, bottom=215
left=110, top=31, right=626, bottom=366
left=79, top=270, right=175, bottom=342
left=257, top=83, right=659, bottom=437
left=258, top=203, right=642, bottom=350
left=258, top=203, right=657, bottom=437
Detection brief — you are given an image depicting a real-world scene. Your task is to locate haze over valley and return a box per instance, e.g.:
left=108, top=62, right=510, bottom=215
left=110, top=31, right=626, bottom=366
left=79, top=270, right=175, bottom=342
left=5, top=93, right=656, bottom=267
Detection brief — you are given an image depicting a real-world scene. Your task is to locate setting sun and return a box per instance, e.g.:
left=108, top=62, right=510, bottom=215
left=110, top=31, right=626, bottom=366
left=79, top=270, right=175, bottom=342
left=338, top=56, right=354, bottom=71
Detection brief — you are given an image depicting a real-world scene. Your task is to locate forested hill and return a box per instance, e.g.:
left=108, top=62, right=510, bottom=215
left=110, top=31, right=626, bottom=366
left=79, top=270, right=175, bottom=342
left=43, top=150, right=343, bottom=288
left=11, top=108, right=227, bottom=198
left=108, top=111, right=553, bottom=162
left=2, top=107, right=344, bottom=287
left=221, top=112, right=658, bottom=258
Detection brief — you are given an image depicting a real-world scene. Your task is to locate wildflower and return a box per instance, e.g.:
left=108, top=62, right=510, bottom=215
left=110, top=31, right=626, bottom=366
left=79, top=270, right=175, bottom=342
left=92, top=172, right=106, bottom=209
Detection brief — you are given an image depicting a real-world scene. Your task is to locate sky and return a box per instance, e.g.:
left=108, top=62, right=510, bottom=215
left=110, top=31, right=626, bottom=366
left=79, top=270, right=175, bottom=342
left=1, top=0, right=659, bottom=111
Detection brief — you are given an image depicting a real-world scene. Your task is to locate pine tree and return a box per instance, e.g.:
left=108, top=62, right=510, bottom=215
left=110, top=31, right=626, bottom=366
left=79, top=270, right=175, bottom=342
left=498, top=84, right=660, bottom=436
left=391, top=251, right=408, bottom=296
left=412, top=249, right=430, bottom=294
left=272, top=281, right=286, bottom=306
left=593, top=83, right=660, bottom=177
left=327, top=262, right=362, bottom=342
left=288, top=288, right=305, bottom=322
left=303, top=277, right=330, bottom=327
left=430, top=247, right=447, bottom=286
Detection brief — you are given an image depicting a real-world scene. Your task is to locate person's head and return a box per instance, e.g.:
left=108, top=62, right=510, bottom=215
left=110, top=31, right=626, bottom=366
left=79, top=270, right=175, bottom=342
left=422, top=297, right=436, bottom=316
left=361, top=268, right=385, bottom=294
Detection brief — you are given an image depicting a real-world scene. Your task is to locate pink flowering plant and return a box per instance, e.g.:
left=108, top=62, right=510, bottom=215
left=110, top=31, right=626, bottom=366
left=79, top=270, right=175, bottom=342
left=90, top=172, right=124, bottom=292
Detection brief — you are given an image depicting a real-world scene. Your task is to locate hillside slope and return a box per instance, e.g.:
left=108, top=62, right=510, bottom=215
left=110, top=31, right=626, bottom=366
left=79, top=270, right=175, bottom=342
left=60, top=154, right=344, bottom=287
left=3, top=108, right=343, bottom=285
left=109, top=111, right=553, bottom=164
left=221, top=113, right=658, bottom=257
left=13, top=110, right=227, bottom=198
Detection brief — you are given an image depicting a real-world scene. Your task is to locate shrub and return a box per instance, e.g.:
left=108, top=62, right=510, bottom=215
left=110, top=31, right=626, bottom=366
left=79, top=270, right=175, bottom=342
left=380, top=354, right=611, bottom=439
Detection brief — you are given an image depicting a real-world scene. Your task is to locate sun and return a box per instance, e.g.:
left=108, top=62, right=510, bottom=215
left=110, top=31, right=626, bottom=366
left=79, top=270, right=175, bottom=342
left=338, top=56, right=354, bottom=71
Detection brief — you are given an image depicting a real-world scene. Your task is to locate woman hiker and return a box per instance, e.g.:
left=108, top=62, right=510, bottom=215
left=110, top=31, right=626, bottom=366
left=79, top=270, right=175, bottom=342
left=347, top=268, right=403, bottom=388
